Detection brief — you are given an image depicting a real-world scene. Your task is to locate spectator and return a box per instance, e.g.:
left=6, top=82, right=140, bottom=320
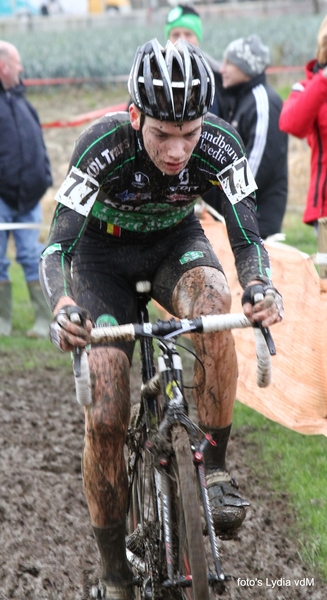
left=219, top=34, right=288, bottom=239
left=0, top=41, right=53, bottom=337
left=40, top=0, right=62, bottom=15
left=128, top=5, right=224, bottom=118
left=165, top=4, right=224, bottom=117
left=279, top=15, right=327, bottom=229
left=165, top=3, right=228, bottom=212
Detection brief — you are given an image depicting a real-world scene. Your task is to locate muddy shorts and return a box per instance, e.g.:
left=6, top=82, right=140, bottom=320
left=72, top=213, right=224, bottom=362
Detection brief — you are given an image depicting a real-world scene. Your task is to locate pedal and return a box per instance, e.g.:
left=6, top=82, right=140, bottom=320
left=126, top=524, right=145, bottom=558
left=90, top=585, right=101, bottom=598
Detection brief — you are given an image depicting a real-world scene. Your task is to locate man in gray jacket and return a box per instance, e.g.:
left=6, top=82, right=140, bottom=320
left=219, top=35, right=288, bottom=239
left=0, top=41, right=52, bottom=337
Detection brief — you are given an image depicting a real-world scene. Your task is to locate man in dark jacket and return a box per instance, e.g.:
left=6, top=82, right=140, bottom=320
left=0, top=40, right=53, bottom=337
left=219, top=34, right=288, bottom=239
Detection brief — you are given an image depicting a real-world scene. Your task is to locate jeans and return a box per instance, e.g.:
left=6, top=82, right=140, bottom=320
left=0, top=198, right=44, bottom=282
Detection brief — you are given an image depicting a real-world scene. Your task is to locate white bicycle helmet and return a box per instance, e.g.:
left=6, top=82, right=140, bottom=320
left=128, top=38, right=215, bottom=122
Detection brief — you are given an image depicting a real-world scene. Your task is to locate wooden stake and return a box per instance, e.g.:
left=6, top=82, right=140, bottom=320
left=317, top=217, right=327, bottom=278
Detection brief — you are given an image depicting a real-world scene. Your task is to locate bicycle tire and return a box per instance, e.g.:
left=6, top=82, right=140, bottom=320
left=126, top=408, right=164, bottom=600
left=171, top=424, right=210, bottom=600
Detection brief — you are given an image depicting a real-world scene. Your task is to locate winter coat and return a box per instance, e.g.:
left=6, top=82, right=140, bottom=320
left=202, top=52, right=227, bottom=118
left=212, top=72, right=288, bottom=239
left=279, top=59, right=327, bottom=225
left=0, top=80, right=52, bottom=214
left=201, top=54, right=241, bottom=215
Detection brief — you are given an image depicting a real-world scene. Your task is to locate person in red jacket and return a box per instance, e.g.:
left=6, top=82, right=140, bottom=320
left=279, top=15, right=327, bottom=227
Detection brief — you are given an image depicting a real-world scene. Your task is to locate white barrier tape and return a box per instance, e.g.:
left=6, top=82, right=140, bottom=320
left=315, top=252, right=327, bottom=265
left=0, top=223, right=50, bottom=231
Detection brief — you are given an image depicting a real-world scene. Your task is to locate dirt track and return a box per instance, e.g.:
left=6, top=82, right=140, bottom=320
left=1, top=351, right=325, bottom=599
left=0, top=88, right=324, bottom=599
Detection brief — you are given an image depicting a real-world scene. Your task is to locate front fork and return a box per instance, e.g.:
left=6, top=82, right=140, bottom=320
left=195, top=441, right=226, bottom=586
left=155, top=342, right=226, bottom=588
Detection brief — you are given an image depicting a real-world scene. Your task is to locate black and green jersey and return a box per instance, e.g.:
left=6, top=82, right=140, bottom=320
left=40, top=110, right=271, bottom=310
left=67, top=111, right=253, bottom=233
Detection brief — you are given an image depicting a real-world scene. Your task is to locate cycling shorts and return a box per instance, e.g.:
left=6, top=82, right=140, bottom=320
left=72, top=213, right=224, bottom=362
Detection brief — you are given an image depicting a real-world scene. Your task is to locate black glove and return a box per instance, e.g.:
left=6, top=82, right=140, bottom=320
left=49, top=305, right=93, bottom=350
left=241, top=283, right=283, bottom=318
left=241, top=283, right=282, bottom=356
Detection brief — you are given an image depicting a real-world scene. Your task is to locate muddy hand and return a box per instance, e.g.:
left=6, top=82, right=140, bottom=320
left=50, top=304, right=92, bottom=352
left=242, top=283, right=283, bottom=328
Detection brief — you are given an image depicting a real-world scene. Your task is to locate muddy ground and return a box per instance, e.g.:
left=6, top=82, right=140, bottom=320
left=0, top=88, right=324, bottom=600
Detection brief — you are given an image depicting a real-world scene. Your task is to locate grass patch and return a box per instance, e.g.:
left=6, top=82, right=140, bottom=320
left=233, top=402, right=327, bottom=579
left=2, top=258, right=71, bottom=372
left=276, top=83, right=292, bottom=101
left=234, top=210, right=325, bottom=580
left=0, top=334, right=71, bottom=372
left=282, top=211, right=317, bottom=256
left=9, top=258, right=33, bottom=334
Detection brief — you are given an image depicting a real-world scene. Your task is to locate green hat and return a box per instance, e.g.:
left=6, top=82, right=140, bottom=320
left=165, top=5, right=203, bottom=44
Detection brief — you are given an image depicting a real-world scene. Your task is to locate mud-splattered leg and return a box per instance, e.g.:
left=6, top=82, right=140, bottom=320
left=171, top=266, right=247, bottom=535
left=82, top=346, right=133, bottom=587
left=171, top=266, right=238, bottom=428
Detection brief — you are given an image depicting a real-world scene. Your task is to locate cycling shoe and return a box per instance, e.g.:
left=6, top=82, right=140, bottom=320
left=206, top=470, right=249, bottom=536
left=90, top=579, right=134, bottom=599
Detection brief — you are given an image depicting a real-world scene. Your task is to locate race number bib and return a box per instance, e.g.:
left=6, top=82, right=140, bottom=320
left=217, top=156, right=257, bottom=205
left=54, top=166, right=99, bottom=217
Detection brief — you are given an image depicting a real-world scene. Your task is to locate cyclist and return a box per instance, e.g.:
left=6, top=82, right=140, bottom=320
left=40, top=39, right=283, bottom=600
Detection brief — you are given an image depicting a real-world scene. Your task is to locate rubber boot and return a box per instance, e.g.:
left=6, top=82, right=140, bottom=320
left=201, top=423, right=248, bottom=536
left=26, top=281, right=53, bottom=339
left=92, top=523, right=134, bottom=599
left=0, top=282, right=12, bottom=336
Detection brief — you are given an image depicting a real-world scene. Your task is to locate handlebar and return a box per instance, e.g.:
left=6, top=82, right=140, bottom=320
left=73, top=313, right=274, bottom=406
left=90, top=313, right=253, bottom=342
left=90, top=313, right=275, bottom=353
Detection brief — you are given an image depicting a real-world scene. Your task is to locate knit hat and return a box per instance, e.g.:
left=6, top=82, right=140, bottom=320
left=165, top=5, right=203, bottom=44
left=317, top=15, right=327, bottom=64
left=224, top=34, right=270, bottom=78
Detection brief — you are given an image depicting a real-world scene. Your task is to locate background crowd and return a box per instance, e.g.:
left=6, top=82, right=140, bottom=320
left=0, top=5, right=325, bottom=328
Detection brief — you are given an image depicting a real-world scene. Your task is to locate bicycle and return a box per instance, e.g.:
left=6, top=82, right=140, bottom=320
left=71, top=281, right=275, bottom=600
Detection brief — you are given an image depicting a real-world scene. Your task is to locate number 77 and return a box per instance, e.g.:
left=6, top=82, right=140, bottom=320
left=221, top=158, right=249, bottom=196
left=64, top=171, right=99, bottom=206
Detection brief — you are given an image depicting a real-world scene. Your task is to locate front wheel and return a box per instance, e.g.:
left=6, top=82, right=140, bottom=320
left=126, top=406, right=163, bottom=600
left=171, top=424, right=210, bottom=600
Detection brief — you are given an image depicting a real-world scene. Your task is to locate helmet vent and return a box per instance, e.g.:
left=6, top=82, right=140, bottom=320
left=128, top=38, right=215, bottom=122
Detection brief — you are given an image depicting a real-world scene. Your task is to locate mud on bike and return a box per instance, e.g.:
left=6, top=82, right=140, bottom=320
left=70, top=282, right=275, bottom=600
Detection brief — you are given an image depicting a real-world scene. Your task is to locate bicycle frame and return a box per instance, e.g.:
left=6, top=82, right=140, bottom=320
left=125, top=292, right=226, bottom=598
left=71, top=289, right=274, bottom=599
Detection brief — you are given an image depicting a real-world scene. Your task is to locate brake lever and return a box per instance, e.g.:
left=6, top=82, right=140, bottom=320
left=257, top=323, right=276, bottom=356
left=68, top=308, right=85, bottom=378
left=251, top=287, right=276, bottom=356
